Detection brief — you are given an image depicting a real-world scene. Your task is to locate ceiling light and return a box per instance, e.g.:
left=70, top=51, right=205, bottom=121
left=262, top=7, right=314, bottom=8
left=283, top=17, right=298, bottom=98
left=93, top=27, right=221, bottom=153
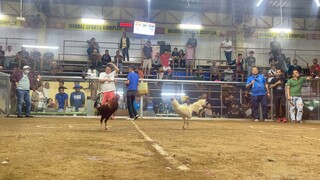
left=22, top=45, right=59, bottom=50
left=0, top=14, right=5, bottom=19
left=315, top=0, right=320, bottom=7
left=179, top=24, right=202, bottom=30
left=270, top=28, right=292, bottom=33
left=256, top=0, right=263, bottom=7
left=82, top=18, right=104, bottom=25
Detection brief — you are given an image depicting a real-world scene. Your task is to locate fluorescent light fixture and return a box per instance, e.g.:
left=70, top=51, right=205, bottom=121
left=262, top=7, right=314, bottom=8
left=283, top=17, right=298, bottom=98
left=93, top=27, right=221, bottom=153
left=270, top=28, right=292, bottom=33
left=22, top=45, right=59, bottom=50
left=179, top=24, right=202, bottom=30
left=256, top=0, right=263, bottom=7
left=16, top=16, right=25, bottom=21
left=82, top=18, right=104, bottom=25
left=0, top=14, right=5, bottom=19
left=161, top=92, right=186, bottom=96
left=315, top=0, right=320, bottom=7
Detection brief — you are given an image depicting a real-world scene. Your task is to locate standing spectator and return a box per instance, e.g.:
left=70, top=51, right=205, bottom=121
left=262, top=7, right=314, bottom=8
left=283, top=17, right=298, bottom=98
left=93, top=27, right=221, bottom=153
left=185, top=44, right=195, bottom=76
left=98, top=63, right=119, bottom=106
left=125, top=66, right=139, bottom=120
left=186, top=32, right=197, bottom=59
left=223, top=66, right=234, bottom=82
left=286, top=70, right=313, bottom=123
left=114, top=50, right=123, bottom=74
left=287, top=59, right=302, bottom=77
left=4, top=45, right=15, bottom=69
left=270, top=69, right=287, bottom=123
left=10, top=65, right=38, bottom=117
left=100, top=50, right=111, bottom=67
left=31, top=85, right=46, bottom=112
left=55, top=87, right=68, bottom=112
left=16, top=47, right=30, bottom=69
left=209, top=60, right=221, bottom=81
left=234, top=53, right=244, bottom=82
left=159, top=50, right=172, bottom=79
left=310, top=58, right=320, bottom=76
left=268, top=65, right=276, bottom=83
left=58, top=80, right=67, bottom=89
left=30, top=49, right=41, bottom=71
left=285, top=57, right=291, bottom=69
left=0, top=45, right=5, bottom=68
left=270, top=36, right=281, bottom=58
left=142, top=40, right=153, bottom=76
left=120, top=32, right=130, bottom=61
left=43, top=51, right=54, bottom=71
left=87, top=37, right=100, bottom=55
left=89, top=49, right=101, bottom=69
left=244, top=51, right=256, bottom=77
left=220, top=37, right=232, bottom=64
left=246, top=67, right=270, bottom=122
left=70, top=84, right=85, bottom=112
left=179, top=49, right=186, bottom=68
left=171, top=48, right=180, bottom=68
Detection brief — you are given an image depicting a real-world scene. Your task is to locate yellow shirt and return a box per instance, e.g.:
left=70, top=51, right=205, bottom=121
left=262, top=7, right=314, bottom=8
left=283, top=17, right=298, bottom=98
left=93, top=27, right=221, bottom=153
left=122, top=38, right=127, bottom=49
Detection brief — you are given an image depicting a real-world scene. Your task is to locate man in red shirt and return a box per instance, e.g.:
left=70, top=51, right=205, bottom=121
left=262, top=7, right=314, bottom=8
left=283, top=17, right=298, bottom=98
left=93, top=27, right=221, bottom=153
left=159, top=50, right=172, bottom=79
left=310, top=58, right=320, bottom=94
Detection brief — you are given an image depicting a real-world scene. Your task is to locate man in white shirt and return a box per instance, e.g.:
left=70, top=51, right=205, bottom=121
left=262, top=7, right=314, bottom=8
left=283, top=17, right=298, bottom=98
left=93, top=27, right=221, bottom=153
left=4, top=45, right=16, bottom=69
left=98, top=62, right=119, bottom=105
left=220, top=37, right=233, bottom=65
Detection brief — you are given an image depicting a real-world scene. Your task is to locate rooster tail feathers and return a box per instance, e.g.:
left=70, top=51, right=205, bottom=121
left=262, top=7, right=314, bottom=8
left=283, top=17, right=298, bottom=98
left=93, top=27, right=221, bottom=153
left=190, top=99, right=206, bottom=113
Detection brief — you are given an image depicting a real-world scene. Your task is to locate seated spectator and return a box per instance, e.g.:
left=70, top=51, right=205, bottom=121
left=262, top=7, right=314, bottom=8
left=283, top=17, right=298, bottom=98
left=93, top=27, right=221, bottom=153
left=310, top=58, right=320, bottom=77
left=223, top=66, right=234, bottom=82
left=194, top=67, right=205, bottom=89
left=50, top=61, right=63, bottom=75
left=185, top=44, right=195, bottom=76
left=285, top=57, right=291, bottom=69
left=70, top=84, right=85, bottom=112
left=0, top=45, right=5, bottom=68
left=114, top=50, right=123, bottom=74
left=179, top=49, right=186, bottom=68
left=43, top=82, right=50, bottom=98
left=55, top=87, right=68, bottom=112
left=31, top=85, right=47, bottom=112
left=87, top=37, right=99, bottom=55
left=89, top=49, right=101, bottom=69
left=16, top=47, right=30, bottom=69
left=4, top=45, right=16, bottom=69
left=234, top=53, right=244, bottom=82
left=209, top=60, right=221, bottom=81
left=268, top=65, right=276, bottom=83
left=205, top=103, right=213, bottom=118
left=133, top=96, right=141, bottom=112
left=171, top=48, right=180, bottom=67
left=152, top=52, right=162, bottom=78
left=43, top=51, right=54, bottom=71
left=159, top=50, right=172, bottom=79
left=146, top=99, right=154, bottom=111
left=287, top=59, right=302, bottom=77
left=182, top=96, right=191, bottom=106
left=30, top=49, right=41, bottom=71
left=100, top=50, right=111, bottom=67
left=46, top=98, right=55, bottom=108
left=137, top=67, right=144, bottom=79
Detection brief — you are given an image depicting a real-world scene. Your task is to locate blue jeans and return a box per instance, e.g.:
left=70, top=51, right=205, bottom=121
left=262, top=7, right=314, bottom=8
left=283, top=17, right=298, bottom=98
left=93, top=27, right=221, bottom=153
left=251, top=95, right=268, bottom=120
left=122, top=48, right=129, bottom=61
left=127, top=90, right=137, bottom=118
left=16, top=89, right=31, bottom=116
left=225, top=51, right=232, bottom=64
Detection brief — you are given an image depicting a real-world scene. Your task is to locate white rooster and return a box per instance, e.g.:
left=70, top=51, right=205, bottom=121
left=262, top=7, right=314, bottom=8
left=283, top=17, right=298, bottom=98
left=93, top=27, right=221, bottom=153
left=171, top=97, right=206, bottom=129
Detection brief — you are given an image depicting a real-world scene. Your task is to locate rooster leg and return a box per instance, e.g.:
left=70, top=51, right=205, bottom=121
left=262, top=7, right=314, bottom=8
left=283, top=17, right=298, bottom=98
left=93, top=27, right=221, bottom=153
left=100, top=116, right=105, bottom=131
left=182, top=117, right=186, bottom=130
left=104, top=120, right=107, bottom=131
left=186, top=118, right=189, bottom=129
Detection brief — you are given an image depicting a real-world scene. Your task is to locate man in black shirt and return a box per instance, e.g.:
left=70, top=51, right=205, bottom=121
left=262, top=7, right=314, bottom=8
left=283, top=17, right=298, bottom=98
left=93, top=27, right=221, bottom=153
left=0, top=45, right=5, bottom=68
left=171, top=48, right=179, bottom=67
left=43, top=51, right=54, bottom=71
left=287, top=59, right=302, bottom=77
left=16, top=47, right=29, bottom=69
left=100, top=50, right=111, bottom=67
left=270, top=69, right=287, bottom=123
left=30, top=49, right=41, bottom=71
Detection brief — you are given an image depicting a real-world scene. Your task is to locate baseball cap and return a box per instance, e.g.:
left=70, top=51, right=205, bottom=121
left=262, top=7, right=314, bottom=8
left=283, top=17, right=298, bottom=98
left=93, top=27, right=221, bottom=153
left=23, top=65, right=31, bottom=69
left=73, top=84, right=81, bottom=89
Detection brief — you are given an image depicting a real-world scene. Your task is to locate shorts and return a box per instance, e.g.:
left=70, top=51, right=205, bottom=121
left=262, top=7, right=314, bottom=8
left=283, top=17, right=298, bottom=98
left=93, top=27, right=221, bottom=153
left=162, top=66, right=171, bottom=72
left=101, top=91, right=115, bottom=105
left=186, top=59, right=194, bottom=67
left=143, top=59, right=152, bottom=69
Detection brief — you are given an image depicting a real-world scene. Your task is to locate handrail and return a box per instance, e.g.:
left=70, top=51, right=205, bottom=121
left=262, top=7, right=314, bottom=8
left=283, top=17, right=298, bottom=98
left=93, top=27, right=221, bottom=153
left=295, top=55, right=309, bottom=69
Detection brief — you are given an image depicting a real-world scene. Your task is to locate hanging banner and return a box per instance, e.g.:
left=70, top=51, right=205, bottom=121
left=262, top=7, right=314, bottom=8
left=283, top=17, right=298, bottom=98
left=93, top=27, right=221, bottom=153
left=166, top=28, right=220, bottom=36
left=66, top=23, right=122, bottom=31
left=258, top=32, right=306, bottom=39
left=0, top=20, right=20, bottom=27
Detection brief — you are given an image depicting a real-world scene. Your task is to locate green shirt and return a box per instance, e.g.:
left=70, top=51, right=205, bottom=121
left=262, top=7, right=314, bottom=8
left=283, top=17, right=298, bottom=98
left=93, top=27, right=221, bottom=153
left=287, top=77, right=307, bottom=97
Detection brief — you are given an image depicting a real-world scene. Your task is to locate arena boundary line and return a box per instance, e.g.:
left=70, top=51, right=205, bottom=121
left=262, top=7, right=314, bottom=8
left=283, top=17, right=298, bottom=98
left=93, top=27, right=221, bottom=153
left=130, top=120, right=190, bottom=171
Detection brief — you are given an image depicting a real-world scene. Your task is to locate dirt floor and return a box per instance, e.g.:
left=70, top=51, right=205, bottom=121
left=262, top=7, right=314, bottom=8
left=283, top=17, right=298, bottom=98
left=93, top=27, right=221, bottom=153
left=0, top=117, right=320, bottom=180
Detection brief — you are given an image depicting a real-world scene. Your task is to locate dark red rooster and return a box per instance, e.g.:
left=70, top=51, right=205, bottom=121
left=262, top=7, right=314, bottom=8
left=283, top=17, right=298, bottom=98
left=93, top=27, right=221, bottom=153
left=94, top=94, right=119, bottom=131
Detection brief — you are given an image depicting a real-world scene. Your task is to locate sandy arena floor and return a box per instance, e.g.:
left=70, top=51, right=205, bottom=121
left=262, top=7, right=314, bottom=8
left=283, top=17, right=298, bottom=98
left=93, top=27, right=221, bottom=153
left=0, top=117, right=319, bottom=179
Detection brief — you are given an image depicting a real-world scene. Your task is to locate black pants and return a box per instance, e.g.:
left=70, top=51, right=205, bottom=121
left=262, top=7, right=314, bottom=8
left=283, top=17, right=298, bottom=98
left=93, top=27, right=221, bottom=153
left=127, top=90, right=137, bottom=118
left=122, top=47, right=129, bottom=61
left=251, top=95, right=268, bottom=120
left=273, top=95, right=286, bottom=118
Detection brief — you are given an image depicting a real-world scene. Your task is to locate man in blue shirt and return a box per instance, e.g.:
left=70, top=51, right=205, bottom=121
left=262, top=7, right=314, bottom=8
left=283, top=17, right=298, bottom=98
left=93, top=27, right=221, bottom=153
left=246, top=67, right=270, bottom=121
left=70, top=84, right=85, bottom=112
left=55, top=87, right=68, bottom=112
left=126, top=65, right=139, bottom=120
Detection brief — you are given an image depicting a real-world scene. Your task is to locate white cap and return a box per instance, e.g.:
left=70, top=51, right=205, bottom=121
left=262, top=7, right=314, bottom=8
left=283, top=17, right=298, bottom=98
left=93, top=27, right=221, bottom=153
left=23, top=65, right=31, bottom=69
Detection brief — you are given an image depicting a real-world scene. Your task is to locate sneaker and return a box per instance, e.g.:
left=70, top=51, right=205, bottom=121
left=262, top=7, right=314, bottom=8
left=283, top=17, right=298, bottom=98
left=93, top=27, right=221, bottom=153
left=134, top=115, right=139, bottom=120
left=25, top=115, right=33, bottom=118
left=276, top=118, right=281, bottom=123
left=291, top=120, right=296, bottom=123
left=282, top=118, right=287, bottom=123
left=264, top=119, right=272, bottom=122
left=254, top=119, right=259, bottom=122
left=17, top=115, right=23, bottom=118
left=297, top=120, right=304, bottom=123
left=126, top=117, right=134, bottom=120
